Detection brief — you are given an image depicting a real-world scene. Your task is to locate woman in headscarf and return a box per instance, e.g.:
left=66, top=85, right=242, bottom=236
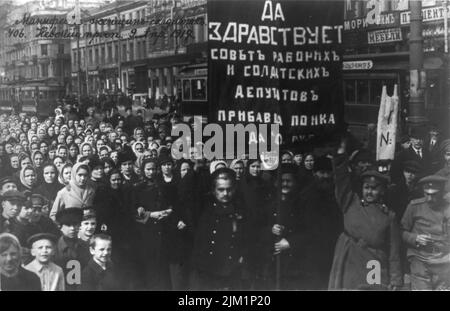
left=49, top=162, right=95, bottom=221
left=132, top=158, right=172, bottom=290
left=0, top=233, right=41, bottom=291
left=209, top=159, right=228, bottom=174
left=80, top=142, right=93, bottom=158
left=68, top=143, right=79, bottom=164
left=57, top=145, right=68, bottom=162
left=35, top=163, right=63, bottom=205
left=31, top=150, right=45, bottom=184
left=4, top=153, right=20, bottom=177
left=298, top=152, right=315, bottom=191
left=101, top=157, right=116, bottom=176
left=93, top=169, right=138, bottom=290
left=18, top=165, right=38, bottom=193
left=230, top=159, right=245, bottom=181
left=39, top=141, right=49, bottom=160
left=58, top=163, right=73, bottom=186
left=240, top=158, right=273, bottom=288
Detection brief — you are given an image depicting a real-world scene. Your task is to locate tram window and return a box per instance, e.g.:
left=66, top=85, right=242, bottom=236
left=344, top=80, right=356, bottom=105
left=182, top=79, right=191, bottom=101
left=191, top=78, right=206, bottom=100
left=357, top=80, right=369, bottom=105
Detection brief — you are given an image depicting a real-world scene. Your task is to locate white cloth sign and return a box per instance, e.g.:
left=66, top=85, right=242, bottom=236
left=376, top=85, right=398, bottom=161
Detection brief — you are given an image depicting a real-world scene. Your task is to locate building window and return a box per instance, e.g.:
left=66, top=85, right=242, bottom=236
left=41, top=44, right=47, bottom=56
left=107, top=44, right=112, bottom=63
left=58, top=44, right=64, bottom=54
left=130, top=42, right=134, bottom=61
left=122, top=44, right=127, bottom=61
left=41, top=64, right=48, bottom=77
left=89, top=49, right=93, bottom=65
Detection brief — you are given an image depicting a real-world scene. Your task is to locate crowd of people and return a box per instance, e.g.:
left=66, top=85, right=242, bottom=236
left=0, top=104, right=449, bottom=291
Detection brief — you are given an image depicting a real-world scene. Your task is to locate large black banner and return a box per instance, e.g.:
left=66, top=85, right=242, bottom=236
left=208, top=0, right=344, bottom=145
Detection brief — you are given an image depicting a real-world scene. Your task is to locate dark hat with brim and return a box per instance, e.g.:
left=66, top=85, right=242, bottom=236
left=27, top=233, right=58, bottom=248
left=418, top=175, right=447, bottom=194
left=410, top=126, right=427, bottom=140
left=313, top=156, right=332, bottom=172
left=1, top=190, right=26, bottom=202
left=117, top=150, right=136, bottom=165
left=55, top=208, right=83, bottom=226
left=87, top=156, right=102, bottom=170
left=360, top=170, right=390, bottom=185
left=402, top=161, right=422, bottom=174
left=158, top=154, right=173, bottom=166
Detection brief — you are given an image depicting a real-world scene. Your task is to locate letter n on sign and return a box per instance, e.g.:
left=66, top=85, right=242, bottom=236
left=376, top=85, right=398, bottom=161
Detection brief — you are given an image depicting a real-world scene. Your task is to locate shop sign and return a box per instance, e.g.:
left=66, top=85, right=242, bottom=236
left=343, top=60, right=373, bottom=70
left=368, top=28, right=402, bottom=44
left=88, top=70, right=98, bottom=76
left=344, top=12, right=399, bottom=31
left=400, top=5, right=450, bottom=25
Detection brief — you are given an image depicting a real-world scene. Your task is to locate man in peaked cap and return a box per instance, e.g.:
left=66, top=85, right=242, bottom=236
left=401, top=175, right=450, bottom=290
left=0, top=177, right=18, bottom=195
left=1, top=190, right=26, bottom=233
left=54, top=208, right=89, bottom=290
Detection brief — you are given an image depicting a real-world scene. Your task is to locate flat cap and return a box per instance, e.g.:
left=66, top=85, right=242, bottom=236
left=1, top=190, right=26, bottom=202
left=82, top=208, right=96, bottom=221
left=27, top=233, right=58, bottom=248
left=30, top=194, right=48, bottom=208
left=55, top=208, right=83, bottom=226
left=0, top=177, right=17, bottom=187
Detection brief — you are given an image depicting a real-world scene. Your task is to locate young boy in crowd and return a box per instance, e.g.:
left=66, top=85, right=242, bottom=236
left=80, top=233, right=120, bottom=290
left=78, top=208, right=97, bottom=243
left=24, top=233, right=65, bottom=291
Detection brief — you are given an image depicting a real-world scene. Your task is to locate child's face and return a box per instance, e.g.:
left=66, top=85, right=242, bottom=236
left=60, top=224, right=79, bottom=239
left=80, top=219, right=97, bottom=238
left=31, top=239, right=54, bottom=264
left=90, top=239, right=112, bottom=265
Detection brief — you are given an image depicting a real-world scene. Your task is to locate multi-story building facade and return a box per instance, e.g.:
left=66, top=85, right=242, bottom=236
left=0, top=0, right=109, bottom=114
left=70, top=0, right=207, bottom=107
left=343, top=0, right=450, bottom=137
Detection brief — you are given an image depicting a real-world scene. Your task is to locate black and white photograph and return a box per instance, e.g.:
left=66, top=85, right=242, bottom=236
left=0, top=0, right=449, bottom=294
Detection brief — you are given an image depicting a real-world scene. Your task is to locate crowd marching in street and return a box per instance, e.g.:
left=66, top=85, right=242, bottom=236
left=0, top=101, right=449, bottom=291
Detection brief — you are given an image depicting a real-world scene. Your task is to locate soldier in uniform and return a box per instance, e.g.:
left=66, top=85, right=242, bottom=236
left=401, top=175, right=450, bottom=290
left=0, top=190, right=26, bottom=234
left=190, top=168, right=247, bottom=290
left=328, top=139, right=402, bottom=290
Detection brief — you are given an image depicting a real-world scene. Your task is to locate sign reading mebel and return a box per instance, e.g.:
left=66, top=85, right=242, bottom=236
left=368, top=28, right=402, bottom=44
left=208, top=0, right=344, bottom=144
